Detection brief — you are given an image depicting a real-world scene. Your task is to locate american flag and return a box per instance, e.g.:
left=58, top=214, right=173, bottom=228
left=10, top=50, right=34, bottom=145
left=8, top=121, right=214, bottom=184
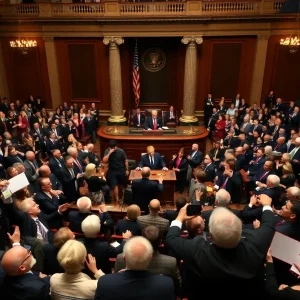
left=132, top=39, right=140, bottom=106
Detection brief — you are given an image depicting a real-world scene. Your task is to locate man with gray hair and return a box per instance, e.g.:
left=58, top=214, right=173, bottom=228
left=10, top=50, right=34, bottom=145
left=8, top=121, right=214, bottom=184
left=165, top=195, right=275, bottom=299
left=202, top=189, right=241, bottom=231
left=68, top=197, right=113, bottom=234
left=94, top=236, right=175, bottom=300
left=23, top=151, right=40, bottom=193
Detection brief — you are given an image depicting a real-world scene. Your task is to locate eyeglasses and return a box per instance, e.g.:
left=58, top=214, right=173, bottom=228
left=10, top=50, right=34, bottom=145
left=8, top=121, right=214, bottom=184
left=19, top=250, right=31, bottom=267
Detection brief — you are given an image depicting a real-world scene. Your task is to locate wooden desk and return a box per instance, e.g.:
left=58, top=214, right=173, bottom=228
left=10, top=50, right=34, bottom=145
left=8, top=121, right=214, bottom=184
left=129, top=170, right=176, bottom=206
left=97, top=125, right=209, bottom=165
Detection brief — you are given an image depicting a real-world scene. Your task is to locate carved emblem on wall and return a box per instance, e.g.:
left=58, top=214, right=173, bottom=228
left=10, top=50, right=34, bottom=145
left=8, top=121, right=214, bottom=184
left=142, top=48, right=166, bottom=72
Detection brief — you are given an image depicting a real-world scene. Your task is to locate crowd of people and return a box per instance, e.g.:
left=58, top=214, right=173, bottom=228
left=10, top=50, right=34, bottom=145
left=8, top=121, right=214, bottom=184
left=0, top=94, right=299, bottom=299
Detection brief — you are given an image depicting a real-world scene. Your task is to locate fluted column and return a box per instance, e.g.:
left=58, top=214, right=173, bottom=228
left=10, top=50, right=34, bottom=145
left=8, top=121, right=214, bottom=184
left=249, top=34, right=270, bottom=105
left=180, top=36, right=203, bottom=124
left=43, top=37, right=61, bottom=109
left=0, top=41, right=9, bottom=99
left=103, top=36, right=126, bottom=123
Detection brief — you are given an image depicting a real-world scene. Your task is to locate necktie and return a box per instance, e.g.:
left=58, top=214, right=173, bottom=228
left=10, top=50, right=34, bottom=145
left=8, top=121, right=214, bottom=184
left=290, top=147, right=298, bottom=159
left=70, top=169, right=78, bottom=190
left=150, top=157, right=154, bottom=169
left=214, top=149, right=218, bottom=158
left=275, top=220, right=285, bottom=226
left=259, top=172, right=267, bottom=180
left=292, top=113, right=296, bottom=118
left=221, top=177, right=229, bottom=189
left=35, top=219, right=48, bottom=242
left=274, top=144, right=280, bottom=151
left=37, top=129, right=40, bottom=135
left=153, top=119, right=157, bottom=130
left=255, top=157, right=259, bottom=163
left=16, top=156, right=22, bottom=162
left=75, top=159, right=83, bottom=173
left=138, top=114, right=140, bottom=125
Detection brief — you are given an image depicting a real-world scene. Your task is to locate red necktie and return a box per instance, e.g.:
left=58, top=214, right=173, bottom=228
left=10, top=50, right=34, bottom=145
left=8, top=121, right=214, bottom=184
left=274, top=144, right=280, bottom=150
left=259, top=172, right=267, bottom=180
left=255, top=157, right=259, bottom=163
left=153, top=119, right=157, bottom=130
left=221, top=178, right=228, bottom=189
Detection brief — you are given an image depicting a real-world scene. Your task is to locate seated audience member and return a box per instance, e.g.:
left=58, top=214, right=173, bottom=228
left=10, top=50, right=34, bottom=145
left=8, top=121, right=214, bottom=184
left=137, top=199, right=169, bottom=237
left=1, top=227, right=50, bottom=300
left=84, top=163, right=107, bottom=204
left=43, top=227, right=75, bottom=275
left=189, top=170, right=207, bottom=205
left=165, top=105, right=176, bottom=123
left=114, top=225, right=181, bottom=293
left=280, top=162, right=296, bottom=189
left=171, top=147, right=188, bottom=193
left=115, top=204, right=142, bottom=236
left=68, top=197, right=113, bottom=234
left=6, top=166, right=18, bottom=179
left=138, top=145, right=167, bottom=170
left=202, top=189, right=241, bottom=231
left=94, top=236, right=175, bottom=300
left=13, top=187, right=31, bottom=210
left=81, top=215, right=127, bottom=275
left=50, top=240, right=104, bottom=300
left=144, top=109, right=163, bottom=130
left=132, top=167, right=163, bottom=214
left=165, top=195, right=274, bottom=299
left=186, top=216, right=206, bottom=240
left=132, top=108, right=145, bottom=127
left=163, top=197, right=187, bottom=225
left=265, top=249, right=300, bottom=300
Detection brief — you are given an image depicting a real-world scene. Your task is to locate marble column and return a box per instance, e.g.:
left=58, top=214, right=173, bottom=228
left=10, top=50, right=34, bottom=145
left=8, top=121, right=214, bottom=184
left=180, top=36, right=203, bottom=124
left=249, top=34, right=270, bottom=105
left=103, top=36, right=126, bottom=124
left=43, top=37, right=61, bottom=109
left=0, top=41, right=9, bottom=99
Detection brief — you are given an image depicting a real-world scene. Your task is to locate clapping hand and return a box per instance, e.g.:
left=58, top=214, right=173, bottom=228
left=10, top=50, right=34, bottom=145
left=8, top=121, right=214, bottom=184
left=86, top=254, right=98, bottom=274
left=7, top=225, right=20, bottom=244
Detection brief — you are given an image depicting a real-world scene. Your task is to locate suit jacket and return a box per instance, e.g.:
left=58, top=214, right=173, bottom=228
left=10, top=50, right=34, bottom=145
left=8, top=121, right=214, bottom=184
left=23, top=160, right=39, bottom=192
left=138, top=152, right=165, bottom=170
left=63, top=126, right=76, bottom=140
left=34, top=192, right=59, bottom=214
left=94, top=270, right=175, bottom=300
left=132, top=178, right=163, bottom=214
left=82, top=117, right=95, bottom=135
left=45, top=139, right=62, bottom=152
left=114, top=250, right=181, bottom=292
left=48, top=157, right=63, bottom=175
left=144, top=116, right=163, bottom=130
left=56, top=166, right=79, bottom=202
left=43, top=244, right=63, bottom=275
left=137, top=214, right=169, bottom=236
left=0, top=273, right=50, bottom=300
left=165, top=210, right=275, bottom=299
left=165, top=111, right=177, bottom=123
left=223, top=137, right=240, bottom=149
left=132, top=113, right=146, bottom=127
left=187, top=150, right=203, bottom=169
left=203, top=163, right=216, bottom=182
left=273, top=143, right=287, bottom=154
left=248, top=157, right=266, bottom=176
left=4, top=154, right=24, bottom=168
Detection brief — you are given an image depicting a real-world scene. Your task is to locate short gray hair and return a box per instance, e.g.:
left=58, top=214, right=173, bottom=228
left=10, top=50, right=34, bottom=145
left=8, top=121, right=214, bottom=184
left=267, top=175, right=280, bottom=187
left=77, top=197, right=92, bottom=213
left=123, top=236, right=153, bottom=270
left=81, top=215, right=100, bottom=238
left=209, top=207, right=242, bottom=249
left=67, top=147, right=77, bottom=156
left=215, top=189, right=231, bottom=206
left=288, top=186, right=300, bottom=197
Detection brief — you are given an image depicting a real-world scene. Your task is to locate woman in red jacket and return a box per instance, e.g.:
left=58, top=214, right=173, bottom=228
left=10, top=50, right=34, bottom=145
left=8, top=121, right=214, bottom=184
left=214, top=114, right=226, bottom=140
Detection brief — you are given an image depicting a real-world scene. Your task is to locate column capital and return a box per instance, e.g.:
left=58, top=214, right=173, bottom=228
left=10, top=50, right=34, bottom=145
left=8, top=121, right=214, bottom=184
left=257, top=34, right=270, bottom=41
left=43, top=36, right=54, bottom=43
left=103, top=36, right=124, bottom=46
left=181, top=36, right=203, bottom=45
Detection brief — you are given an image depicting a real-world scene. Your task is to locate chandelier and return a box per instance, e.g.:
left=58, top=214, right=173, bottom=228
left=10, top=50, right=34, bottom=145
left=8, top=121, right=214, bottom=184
left=10, top=39, right=37, bottom=55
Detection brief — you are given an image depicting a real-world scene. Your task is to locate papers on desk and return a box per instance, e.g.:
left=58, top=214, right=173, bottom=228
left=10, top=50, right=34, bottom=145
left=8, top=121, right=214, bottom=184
left=162, top=126, right=169, bottom=130
left=270, top=231, right=300, bottom=275
left=7, top=173, right=29, bottom=194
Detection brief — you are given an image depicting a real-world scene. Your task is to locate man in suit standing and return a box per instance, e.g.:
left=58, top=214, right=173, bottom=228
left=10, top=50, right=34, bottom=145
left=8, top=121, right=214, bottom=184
left=49, top=149, right=64, bottom=176
left=204, top=93, right=214, bottom=127
left=186, top=143, right=203, bottom=181
left=132, top=167, right=163, bottom=214
left=165, top=195, right=274, bottom=299
left=94, top=236, right=175, bottom=300
left=1, top=240, right=51, bottom=300
left=165, top=105, right=177, bottom=124
left=144, top=110, right=163, bottom=130
left=23, top=151, right=40, bottom=193
left=138, top=145, right=167, bottom=170
left=132, top=108, right=145, bottom=128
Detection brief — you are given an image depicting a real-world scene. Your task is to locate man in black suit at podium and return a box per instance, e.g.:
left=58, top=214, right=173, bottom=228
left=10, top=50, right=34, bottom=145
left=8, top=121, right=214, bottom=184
left=144, top=110, right=163, bottom=130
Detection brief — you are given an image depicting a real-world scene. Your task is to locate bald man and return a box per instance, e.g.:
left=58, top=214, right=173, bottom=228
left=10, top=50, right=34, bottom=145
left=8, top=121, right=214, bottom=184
left=186, top=216, right=206, bottom=240
left=132, top=168, right=163, bottom=214
left=0, top=246, right=50, bottom=300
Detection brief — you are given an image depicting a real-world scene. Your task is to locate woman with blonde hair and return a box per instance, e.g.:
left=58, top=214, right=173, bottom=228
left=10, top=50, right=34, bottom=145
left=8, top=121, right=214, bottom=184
left=50, top=240, right=104, bottom=300
left=17, top=110, right=29, bottom=138
left=84, top=163, right=107, bottom=204
left=115, top=204, right=142, bottom=236
left=280, top=162, right=296, bottom=189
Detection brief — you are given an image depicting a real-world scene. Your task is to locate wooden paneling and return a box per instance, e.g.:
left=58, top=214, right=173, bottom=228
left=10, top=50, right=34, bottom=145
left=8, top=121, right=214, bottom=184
left=56, top=38, right=110, bottom=110
left=262, top=35, right=300, bottom=103
left=1, top=37, right=51, bottom=108
left=196, top=37, right=256, bottom=110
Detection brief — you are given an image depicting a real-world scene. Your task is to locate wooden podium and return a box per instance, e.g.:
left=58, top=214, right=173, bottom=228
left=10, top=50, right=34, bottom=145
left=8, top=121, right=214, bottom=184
left=129, top=170, right=176, bottom=206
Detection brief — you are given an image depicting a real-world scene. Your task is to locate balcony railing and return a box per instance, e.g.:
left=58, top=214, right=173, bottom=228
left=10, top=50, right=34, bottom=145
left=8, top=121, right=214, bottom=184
left=0, top=0, right=287, bottom=19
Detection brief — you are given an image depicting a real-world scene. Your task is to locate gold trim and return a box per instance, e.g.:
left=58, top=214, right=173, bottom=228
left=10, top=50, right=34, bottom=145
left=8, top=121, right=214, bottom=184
left=179, top=115, right=198, bottom=123
left=108, top=115, right=127, bottom=123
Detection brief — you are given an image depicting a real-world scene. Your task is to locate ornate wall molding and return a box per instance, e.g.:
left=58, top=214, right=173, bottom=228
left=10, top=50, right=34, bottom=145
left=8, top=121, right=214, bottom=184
left=181, top=36, right=203, bottom=45
left=103, top=36, right=124, bottom=46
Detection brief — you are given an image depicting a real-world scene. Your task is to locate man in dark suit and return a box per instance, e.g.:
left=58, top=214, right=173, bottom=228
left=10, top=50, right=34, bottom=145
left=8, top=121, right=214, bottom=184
left=23, top=151, right=40, bottom=193
left=202, top=154, right=216, bottom=182
left=164, top=105, right=177, bottom=124
left=56, top=156, right=83, bottom=203
left=232, top=93, right=241, bottom=109
left=1, top=244, right=51, bottom=300
left=165, top=195, right=275, bottom=300
left=82, top=112, right=95, bottom=136
left=63, top=120, right=77, bottom=141
left=187, top=143, right=203, bottom=181
left=94, top=236, right=175, bottom=300
left=45, top=132, right=62, bottom=153
left=38, top=165, right=63, bottom=193
left=48, top=149, right=64, bottom=175
left=132, top=167, right=163, bottom=214
left=68, top=197, right=114, bottom=235
left=204, top=93, right=214, bottom=127
left=144, top=110, right=163, bottom=130
left=132, top=108, right=145, bottom=128
left=138, top=145, right=167, bottom=170
left=247, top=148, right=266, bottom=176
